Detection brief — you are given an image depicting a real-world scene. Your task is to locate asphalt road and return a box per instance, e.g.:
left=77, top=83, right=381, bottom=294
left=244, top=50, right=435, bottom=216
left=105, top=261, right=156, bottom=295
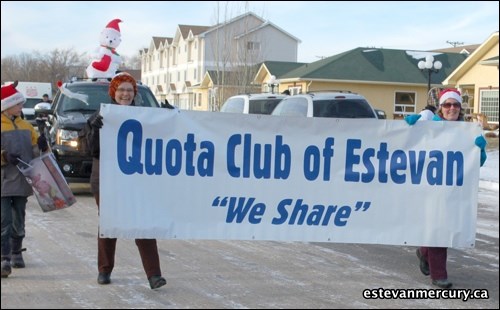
left=1, top=182, right=498, bottom=309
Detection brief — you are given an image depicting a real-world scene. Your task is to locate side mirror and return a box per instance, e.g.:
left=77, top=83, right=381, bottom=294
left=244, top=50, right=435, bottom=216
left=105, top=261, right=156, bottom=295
left=162, top=101, right=176, bottom=109
left=375, top=109, right=387, bottom=119
left=34, top=102, right=53, bottom=117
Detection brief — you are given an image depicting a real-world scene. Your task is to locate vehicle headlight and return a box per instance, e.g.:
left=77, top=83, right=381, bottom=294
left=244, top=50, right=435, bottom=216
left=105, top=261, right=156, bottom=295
left=57, top=129, right=79, bottom=148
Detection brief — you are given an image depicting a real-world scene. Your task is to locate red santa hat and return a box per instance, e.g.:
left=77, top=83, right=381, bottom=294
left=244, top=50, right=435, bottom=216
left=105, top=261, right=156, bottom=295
left=1, top=81, right=26, bottom=112
left=439, top=88, right=462, bottom=105
left=104, top=19, right=122, bottom=35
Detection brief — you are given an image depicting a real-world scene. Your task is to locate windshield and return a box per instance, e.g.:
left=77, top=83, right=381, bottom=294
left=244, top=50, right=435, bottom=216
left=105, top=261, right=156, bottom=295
left=313, top=99, right=376, bottom=118
left=56, top=83, right=159, bottom=114
left=248, top=99, right=283, bottom=114
left=221, top=97, right=244, bottom=113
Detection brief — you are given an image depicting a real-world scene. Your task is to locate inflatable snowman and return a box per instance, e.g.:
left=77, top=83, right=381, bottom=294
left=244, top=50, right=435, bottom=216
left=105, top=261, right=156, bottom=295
left=86, top=19, right=123, bottom=79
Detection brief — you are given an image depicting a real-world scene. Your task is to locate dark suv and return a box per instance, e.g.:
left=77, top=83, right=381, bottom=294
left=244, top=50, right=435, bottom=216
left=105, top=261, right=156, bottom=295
left=44, top=78, right=161, bottom=183
left=271, top=92, right=378, bottom=119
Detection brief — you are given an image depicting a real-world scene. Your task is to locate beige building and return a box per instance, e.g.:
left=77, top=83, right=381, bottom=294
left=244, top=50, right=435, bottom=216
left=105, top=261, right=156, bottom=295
left=254, top=49, right=468, bottom=120
left=443, top=31, right=499, bottom=124
left=140, top=12, right=300, bottom=111
left=253, top=32, right=498, bottom=124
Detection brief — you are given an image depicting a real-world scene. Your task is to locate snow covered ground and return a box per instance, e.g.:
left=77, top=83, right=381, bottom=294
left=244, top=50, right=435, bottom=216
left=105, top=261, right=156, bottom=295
left=479, top=148, right=499, bottom=187
left=477, top=138, right=499, bottom=241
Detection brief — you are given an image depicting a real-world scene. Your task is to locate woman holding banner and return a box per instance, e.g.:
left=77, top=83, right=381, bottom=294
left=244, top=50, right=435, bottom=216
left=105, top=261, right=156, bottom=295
left=81, top=72, right=166, bottom=289
left=406, top=88, right=487, bottom=289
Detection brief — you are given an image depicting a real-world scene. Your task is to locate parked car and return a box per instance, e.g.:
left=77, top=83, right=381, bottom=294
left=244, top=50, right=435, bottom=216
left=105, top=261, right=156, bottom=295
left=21, top=98, right=43, bottom=126
left=271, top=92, right=378, bottom=119
left=220, top=93, right=287, bottom=115
left=41, top=78, right=161, bottom=183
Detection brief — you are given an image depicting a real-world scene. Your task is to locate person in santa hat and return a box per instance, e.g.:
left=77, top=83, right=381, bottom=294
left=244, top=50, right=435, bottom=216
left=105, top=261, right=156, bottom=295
left=1, top=81, right=49, bottom=278
left=405, top=88, right=487, bottom=289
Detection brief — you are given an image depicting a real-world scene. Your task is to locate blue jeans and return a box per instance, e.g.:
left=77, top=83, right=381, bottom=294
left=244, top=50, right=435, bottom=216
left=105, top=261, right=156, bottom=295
left=1, top=196, right=27, bottom=260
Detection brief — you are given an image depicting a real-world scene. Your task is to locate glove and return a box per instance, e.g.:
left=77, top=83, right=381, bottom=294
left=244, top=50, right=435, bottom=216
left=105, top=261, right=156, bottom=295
left=404, top=114, right=421, bottom=125
left=475, top=135, right=487, bottom=167
left=3, top=151, right=20, bottom=165
left=480, top=150, right=487, bottom=167
left=90, top=114, right=103, bottom=129
left=37, top=135, right=49, bottom=152
left=475, top=135, right=487, bottom=149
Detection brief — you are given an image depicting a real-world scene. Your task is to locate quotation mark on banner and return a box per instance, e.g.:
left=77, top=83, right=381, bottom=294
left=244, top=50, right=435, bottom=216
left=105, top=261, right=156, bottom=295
left=212, top=196, right=229, bottom=207
left=354, top=201, right=371, bottom=211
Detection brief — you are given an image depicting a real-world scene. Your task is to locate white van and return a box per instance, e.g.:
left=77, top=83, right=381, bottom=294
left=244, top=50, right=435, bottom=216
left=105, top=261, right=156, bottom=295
left=220, top=93, right=287, bottom=115
left=4, top=81, right=52, bottom=125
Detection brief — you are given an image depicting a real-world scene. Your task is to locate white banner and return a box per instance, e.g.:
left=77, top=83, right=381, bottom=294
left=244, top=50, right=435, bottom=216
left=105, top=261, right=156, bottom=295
left=99, top=104, right=482, bottom=248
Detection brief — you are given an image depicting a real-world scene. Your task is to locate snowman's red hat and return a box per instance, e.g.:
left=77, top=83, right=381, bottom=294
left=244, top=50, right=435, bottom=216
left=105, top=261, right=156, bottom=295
left=104, top=19, right=122, bottom=35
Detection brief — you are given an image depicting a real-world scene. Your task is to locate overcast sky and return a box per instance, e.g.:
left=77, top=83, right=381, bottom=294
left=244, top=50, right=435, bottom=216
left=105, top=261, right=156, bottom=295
left=1, top=1, right=498, bottom=63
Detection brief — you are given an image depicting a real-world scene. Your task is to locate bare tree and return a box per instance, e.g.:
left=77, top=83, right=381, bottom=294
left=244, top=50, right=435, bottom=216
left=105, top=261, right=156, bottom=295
left=1, top=53, right=41, bottom=82
left=1, top=48, right=86, bottom=95
left=208, top=1, right=265, bottom=111
left=122, top=52, right=142, bottom=70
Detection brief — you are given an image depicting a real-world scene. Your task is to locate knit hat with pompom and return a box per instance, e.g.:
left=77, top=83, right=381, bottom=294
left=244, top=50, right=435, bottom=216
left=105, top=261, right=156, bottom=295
left=109, top=72, right=137, bottom=99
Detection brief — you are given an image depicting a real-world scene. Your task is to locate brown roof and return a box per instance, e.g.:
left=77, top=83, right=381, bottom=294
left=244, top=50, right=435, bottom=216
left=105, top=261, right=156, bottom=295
left=431, top=44, right=480, bottom=54
left=178, top=25, right=211, bottom=38
left=152, top=37, right=172, bottom=48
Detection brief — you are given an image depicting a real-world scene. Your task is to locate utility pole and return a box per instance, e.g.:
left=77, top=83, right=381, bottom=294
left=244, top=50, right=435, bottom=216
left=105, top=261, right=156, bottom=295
left=446, top=40, right=464, bottom=47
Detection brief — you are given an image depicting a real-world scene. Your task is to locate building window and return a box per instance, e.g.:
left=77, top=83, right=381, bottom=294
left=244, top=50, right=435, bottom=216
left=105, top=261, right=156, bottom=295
left=247, top=41, right=261, bottom=51
left=394, top=92, right=416, bottom=117
left=289, top=87, right=302, bottom=95
left=187, top=42, right=193, bottom=62
left=480, top=89, right=499, bottom=123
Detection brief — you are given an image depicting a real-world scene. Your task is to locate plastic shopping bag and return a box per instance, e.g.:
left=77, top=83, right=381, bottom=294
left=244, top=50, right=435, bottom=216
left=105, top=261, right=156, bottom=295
left=18, top=152, right=76, bottom=212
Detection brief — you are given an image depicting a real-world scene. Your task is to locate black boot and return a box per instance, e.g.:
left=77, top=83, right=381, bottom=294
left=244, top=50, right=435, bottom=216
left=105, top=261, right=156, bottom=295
left=416, top=249, right=429, bottom=276
left=97, top=272, right=111, bottom=284
left=1, top=246, right=12, bottom=277
left=148, top=275, right=166, bottom=289
left=1, top=259, right=11, bottom=278
left=432, top=279, right=453, bottom=289
left=11, top=238, right=26, bottom=268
